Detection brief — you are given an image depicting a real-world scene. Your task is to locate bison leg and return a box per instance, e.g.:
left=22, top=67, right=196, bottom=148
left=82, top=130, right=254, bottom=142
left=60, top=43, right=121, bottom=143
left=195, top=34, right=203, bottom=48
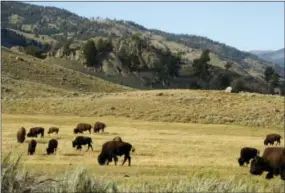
left=122, top=155, right=129, bottom=166
left=127, top=155, right=131, bottom=166
left=113, top=156, right=118, bottom=166
left=87, top=144, right=93, bottom=151
left=265, top=171, right=274, bottom=179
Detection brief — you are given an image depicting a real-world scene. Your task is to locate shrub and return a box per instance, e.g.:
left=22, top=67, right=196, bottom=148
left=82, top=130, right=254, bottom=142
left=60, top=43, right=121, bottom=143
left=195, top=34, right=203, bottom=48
left=1, top=152, right=118, bottom=193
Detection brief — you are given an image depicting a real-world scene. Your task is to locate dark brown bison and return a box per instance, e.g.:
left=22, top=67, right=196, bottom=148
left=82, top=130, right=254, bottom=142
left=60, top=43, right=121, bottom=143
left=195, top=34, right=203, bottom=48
left=264, top=134, right=282, bottom=146
left=93, top=122, right=106, bottom=133
left=97, top=140, right=135, bottom=166
left=113, top=136, right=123, bottom=142
left=28, top=139, right=37, bottom=155
left=17, top=127, right=26, bottom=143
left=46, top=139, right=58, bottom=155
left=237, top=147, right=260, bottom=166
left=250, top=147, right=285, bottom=180
left=72, top=136, right=93, bottom=151
left=27, top=127, right=44, bottom=138
left=47, top=127, right=59, bottom=135
left=74, top=123, right=92, bottom=134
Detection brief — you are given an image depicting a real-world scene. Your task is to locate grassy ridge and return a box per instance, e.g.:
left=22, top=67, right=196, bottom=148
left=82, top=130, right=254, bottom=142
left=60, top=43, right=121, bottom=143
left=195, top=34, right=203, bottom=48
left=2, top=89, right=283, bottom=128
left=1, top=47, right=134, bottom=98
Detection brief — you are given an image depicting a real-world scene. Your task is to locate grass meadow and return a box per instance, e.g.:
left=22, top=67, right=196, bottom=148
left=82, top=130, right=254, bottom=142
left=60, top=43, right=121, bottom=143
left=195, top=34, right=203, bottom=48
left=2, top=112, right=284, bottom=192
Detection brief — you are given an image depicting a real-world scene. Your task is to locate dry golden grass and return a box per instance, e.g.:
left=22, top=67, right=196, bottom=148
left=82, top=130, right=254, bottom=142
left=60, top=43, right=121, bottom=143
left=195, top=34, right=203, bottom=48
left=1, top=47, right=133, bottom=98
left=2, top=113, right=284, bottom=192
left=3, top=89, right=284, bottom=128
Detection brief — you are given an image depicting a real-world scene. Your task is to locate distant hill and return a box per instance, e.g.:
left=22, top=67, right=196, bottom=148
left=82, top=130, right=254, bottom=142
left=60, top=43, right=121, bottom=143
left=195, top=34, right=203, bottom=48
left=1, top=47, right=133, bottom=98
left=250, top=48, right=284, bottom=69
left=1, top=1, right=283, bottom=94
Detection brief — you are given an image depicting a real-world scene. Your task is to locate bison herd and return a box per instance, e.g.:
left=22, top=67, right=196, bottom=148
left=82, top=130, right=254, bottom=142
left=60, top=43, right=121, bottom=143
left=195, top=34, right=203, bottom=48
left=16, top=123, right=283, bottom=179
left=237, top=133, right=284, bottom=181
left=16, top=121, right=135, bottom=166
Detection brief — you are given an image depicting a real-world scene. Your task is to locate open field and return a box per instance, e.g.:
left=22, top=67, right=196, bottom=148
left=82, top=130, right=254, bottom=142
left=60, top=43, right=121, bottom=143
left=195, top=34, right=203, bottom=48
left=2, top=89, right=284, bottom=128
left=2, top=113, right=284, bottom=192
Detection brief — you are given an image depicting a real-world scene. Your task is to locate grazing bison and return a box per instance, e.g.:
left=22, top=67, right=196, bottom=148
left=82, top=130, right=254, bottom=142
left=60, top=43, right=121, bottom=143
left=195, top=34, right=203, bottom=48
left=264, top=134, right=282, bottom=146
left=28, top=139, right=37, bottom=155
left=47, top=127, right=59, bottom=135
left=237, top=147, right=260, bottom=166
left=113, top=136, right=123, bottom=142
left=46, top=139, right=58, bottom=155
left=97, top=141, right=135, bottom=166
left=72, top=136, right=93, bottom=151
left=27, top=127, right=44, bottom=138
left=74, top=123, right=92, bottom=134
left=17, top=127, right=26, bottom=143
left=250, top=147, right=285, bottom=180
left=93, top=122, right=106, bottom=133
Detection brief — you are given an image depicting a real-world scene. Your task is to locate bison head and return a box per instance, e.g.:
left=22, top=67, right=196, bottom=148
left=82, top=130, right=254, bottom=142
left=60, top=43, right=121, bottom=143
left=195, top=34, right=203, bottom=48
left=237, top=157, right=244, bottom=166
left=72, top=140, right=76, bottom=148
left=250, top=156, right=266, bottom=175
left=27, top=133, right=32, bottom=137
left=264, top=139, right=269, bottom=145
left=97, top=153, right=106, bottom=165
left=73, top=129, right=77, bottom=134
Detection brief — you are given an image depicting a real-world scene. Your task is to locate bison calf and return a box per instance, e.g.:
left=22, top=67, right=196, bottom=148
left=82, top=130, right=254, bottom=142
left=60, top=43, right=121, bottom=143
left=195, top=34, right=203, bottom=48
left=74, top=123, right=92, bottom=134
left=28, top=139, right=37, bottom=155
left=48, top=127, right=59, bottom=135
left=250, top=147, right=285, bottom=180
left=46, top=139, right=58, bottom=155
left=93, top=122, right=106, bottom=133
left=237, top=147, right=260, bottom=166
left=72, top=136, right=93, bottom=151
left=27, top=127, right=44, bottom=138
left=97, top=140, right=135, bottom=166
left=17, top=127, right=26, bottom=143
left=264, top=134, right=282, bottom=146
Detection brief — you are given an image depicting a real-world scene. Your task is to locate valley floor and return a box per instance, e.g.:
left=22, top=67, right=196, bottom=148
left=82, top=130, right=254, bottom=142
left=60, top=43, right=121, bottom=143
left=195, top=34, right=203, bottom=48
left=2, top=113, right=284, bottom=192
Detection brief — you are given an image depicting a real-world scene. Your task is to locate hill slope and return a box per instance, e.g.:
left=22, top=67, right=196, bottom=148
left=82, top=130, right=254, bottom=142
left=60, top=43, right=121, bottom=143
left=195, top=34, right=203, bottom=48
left=250, top=48, right=284, bottom=68
left=1, top=1, right=283, bottom=80
left=1, top=47, right=133, bottom=98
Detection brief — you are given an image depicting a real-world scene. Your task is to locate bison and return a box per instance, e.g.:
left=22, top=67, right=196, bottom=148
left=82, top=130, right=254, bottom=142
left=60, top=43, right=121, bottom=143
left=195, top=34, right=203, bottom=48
left=72, top=136, right=93, bottom=151
left=17, top=127, right=26, bottom=143
left=74, top=123, right=92, bottom=134
left=47, top=127, right=59, bottom=135
left=97, top=140, right=135, bottom=166
left=113, top=136, right=123, bottom=142
left=264, top=134, right=282, bottom=146
left=250, top=147, right=285, bottom=180
left=237, top=147, right=260, bottom=166
left=46, top=139, right=58, bottom=155
left=28, top=139, right=37, bottom=155
left=27, top=127, right=44, bottom=138
left=93, top=122, right=106, bottom=133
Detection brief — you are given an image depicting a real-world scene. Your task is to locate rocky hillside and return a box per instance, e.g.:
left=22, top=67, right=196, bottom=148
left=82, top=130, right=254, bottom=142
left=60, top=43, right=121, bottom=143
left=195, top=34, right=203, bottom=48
left=1, top=1, right=283, bottom=93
